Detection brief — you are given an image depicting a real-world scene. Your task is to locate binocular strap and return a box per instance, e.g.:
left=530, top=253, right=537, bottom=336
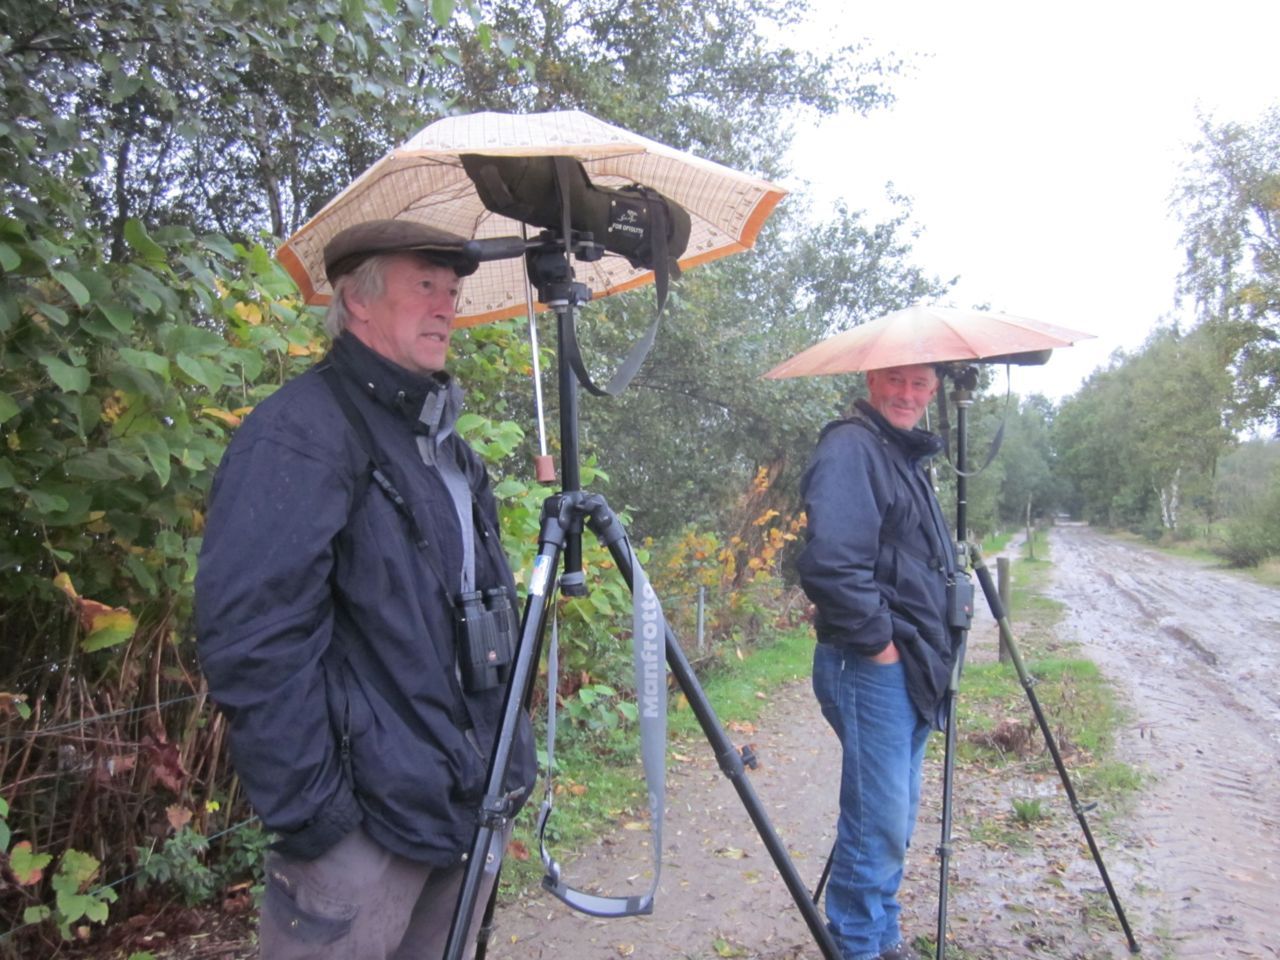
left=537, top=543, right=667, bottom=917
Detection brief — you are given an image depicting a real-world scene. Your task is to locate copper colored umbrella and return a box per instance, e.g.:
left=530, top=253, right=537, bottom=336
left=763, top=304, right=1093, bottom=377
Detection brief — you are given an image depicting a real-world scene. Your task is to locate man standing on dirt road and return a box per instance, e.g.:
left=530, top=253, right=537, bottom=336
left=196, top=220, right=535, bottom=960
left=796, top=363, right=963, bottom=960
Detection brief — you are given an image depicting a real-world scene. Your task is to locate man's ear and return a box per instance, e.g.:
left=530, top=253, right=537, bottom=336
left=343, top=285, right=371, bottom=324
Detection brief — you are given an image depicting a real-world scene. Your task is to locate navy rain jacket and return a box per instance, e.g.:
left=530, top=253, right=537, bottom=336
left=796, top=400, right=962, bottom=728
left=195, top=334, right=535, bottom=866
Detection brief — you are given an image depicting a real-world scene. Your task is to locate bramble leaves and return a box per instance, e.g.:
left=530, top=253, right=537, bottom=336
left=10, top=842, right=53, bottom=885
left=83, top=609, right=138, bottom=653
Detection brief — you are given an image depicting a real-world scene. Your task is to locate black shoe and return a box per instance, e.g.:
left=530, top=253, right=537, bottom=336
left=878, top=942, right=911, bottom=960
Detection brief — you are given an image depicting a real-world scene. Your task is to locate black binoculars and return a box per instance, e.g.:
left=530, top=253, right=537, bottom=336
left=454, top=586, right=517, bottom=692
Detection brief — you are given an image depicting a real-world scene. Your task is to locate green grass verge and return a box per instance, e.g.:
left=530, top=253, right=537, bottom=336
left=980, top=530, right=1013, bottom=554
left=950, top=528, right=1142, bottom=822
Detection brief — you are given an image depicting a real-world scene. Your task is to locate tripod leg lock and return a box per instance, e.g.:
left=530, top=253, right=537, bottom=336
left=582, top=494, right=625, bottom=547
left=480, top=788, right=525, bottom=828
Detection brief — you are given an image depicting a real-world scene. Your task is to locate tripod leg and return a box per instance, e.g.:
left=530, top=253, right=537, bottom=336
left=814, top=843, right=835, bottom=906
left=472, top=864, right=501, bottom=960
left=934, top=640, right=965, bottom=960
left=589, top=503, right=843, bottom=960
left=970, top=548, right=1141, bottom=955
left=443, top=500, right=570, bottom=960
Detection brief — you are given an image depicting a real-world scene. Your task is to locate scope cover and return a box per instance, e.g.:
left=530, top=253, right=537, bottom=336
left=460, top=154, right=691, bottom=274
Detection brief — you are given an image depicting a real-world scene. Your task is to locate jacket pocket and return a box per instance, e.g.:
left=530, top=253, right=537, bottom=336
left=340, top=670, right=482, bottom=835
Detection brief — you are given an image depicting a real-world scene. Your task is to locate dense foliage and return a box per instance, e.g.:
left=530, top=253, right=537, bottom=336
left=1053, top=325, right=1235, bottom=535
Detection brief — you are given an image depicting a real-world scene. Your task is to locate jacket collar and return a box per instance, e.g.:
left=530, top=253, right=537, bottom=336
left=850, top=399, right=945, bottom=462
left=326, top=333, right=463, bottom=440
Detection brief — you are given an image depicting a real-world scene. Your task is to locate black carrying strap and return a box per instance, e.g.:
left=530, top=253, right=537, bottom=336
left=320, top=363, right=455, bottom=593
left=554, top=156, right=672, bottom=398
left=934, top=373, right=1011, bottom=479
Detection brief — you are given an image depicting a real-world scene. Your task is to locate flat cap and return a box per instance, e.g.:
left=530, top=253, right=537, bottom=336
left=323, top=219, right=479, bottom=282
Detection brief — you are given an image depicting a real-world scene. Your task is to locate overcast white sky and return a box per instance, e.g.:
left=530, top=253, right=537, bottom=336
left=783, top=0, right=1279, bottom=399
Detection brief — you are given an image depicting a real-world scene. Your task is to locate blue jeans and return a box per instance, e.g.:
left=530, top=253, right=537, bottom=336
left=813, top=643, right=931, bottom=960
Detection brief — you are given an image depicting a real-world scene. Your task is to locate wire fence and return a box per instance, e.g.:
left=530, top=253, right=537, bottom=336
left=0, top=624, right=238, bottom=958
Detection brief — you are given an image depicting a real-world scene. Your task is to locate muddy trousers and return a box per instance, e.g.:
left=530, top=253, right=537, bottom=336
left=259, top=825, right=505, bottom=960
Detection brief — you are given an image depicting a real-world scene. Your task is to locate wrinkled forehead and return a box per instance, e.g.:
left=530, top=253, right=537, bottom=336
left=869, top=363, right=938, bottom=385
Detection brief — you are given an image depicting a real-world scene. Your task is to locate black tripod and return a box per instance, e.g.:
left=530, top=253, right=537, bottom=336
left=442, top=230, right=843, bottom=960
left=932, top=364, right=1139, bottom=958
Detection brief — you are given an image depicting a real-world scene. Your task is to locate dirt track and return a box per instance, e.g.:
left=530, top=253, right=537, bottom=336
left=1049, top=524, right=1280, bottom=959
left=488, top=527, right=1280, bottom=960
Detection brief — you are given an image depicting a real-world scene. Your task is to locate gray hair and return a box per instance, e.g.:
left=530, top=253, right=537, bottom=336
left=323, top=254, right=392, bottom=339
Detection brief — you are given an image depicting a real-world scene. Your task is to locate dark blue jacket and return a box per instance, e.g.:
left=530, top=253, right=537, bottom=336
left=195, top=334, right=535, bottom=866
left=796, top=400, right=961, bottom=727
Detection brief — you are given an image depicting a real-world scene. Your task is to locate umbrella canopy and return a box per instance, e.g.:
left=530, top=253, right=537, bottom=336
left=278, top=110, right=786, bottom=326
left=763, top=305, right=1094, bottom=378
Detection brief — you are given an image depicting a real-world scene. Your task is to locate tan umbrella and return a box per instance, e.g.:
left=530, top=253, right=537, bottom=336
left=277, top=109, right=786, bottom=326
left=763, top=304, right=1093, bottom=378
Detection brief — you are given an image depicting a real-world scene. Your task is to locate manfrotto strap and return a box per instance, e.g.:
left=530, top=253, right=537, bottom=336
left=537, top=542, right=667, bottom=917
left=554, top=156, right=670, bottom=398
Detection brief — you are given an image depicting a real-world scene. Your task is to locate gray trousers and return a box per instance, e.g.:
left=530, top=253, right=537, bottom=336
left=259, top=826, right=505, bottom=960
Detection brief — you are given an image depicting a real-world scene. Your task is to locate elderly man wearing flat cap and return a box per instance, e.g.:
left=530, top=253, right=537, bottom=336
left=196, top=221, right=536, bottom=960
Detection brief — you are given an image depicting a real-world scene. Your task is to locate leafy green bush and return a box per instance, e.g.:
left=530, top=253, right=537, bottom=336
left=1217, top=515, right=1279, bottom=566
left=135, top=827, right=216, bottom=907
left=1215, top=470, right=1280, bottom=567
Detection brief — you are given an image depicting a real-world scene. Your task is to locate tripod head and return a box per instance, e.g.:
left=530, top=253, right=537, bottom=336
left=523, top=228, right=601, bottom=308
left=937, top=362, right=979, bottom=400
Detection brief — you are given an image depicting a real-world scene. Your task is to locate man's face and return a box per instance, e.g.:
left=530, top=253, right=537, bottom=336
left=345, top=254, right=459, bottom=375
left=866, top=364, right=938, bottom=430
